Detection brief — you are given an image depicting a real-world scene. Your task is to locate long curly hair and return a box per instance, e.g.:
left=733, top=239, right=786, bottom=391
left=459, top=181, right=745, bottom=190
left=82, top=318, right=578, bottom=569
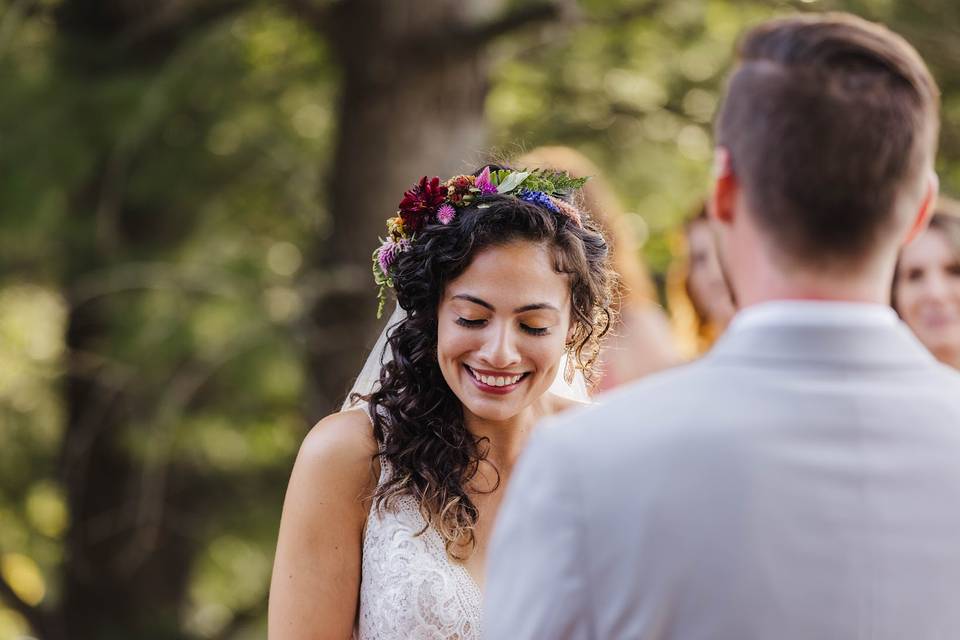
left=365, top=173, right=613, bottom=557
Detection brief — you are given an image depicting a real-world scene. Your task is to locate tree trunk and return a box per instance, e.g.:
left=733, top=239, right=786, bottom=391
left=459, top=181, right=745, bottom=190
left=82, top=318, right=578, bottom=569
left=51, top=3, right=244, bottom=638
left=57, top=168, right=202, bottom=640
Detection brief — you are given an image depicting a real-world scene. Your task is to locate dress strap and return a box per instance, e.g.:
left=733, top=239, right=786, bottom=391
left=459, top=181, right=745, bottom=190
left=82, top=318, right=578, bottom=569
left=364, top=403, right=392, bottom=488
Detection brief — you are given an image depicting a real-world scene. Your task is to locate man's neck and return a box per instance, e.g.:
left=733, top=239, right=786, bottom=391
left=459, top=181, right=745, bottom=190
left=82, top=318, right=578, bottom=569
left=736, top=283, right=891, bottom=309
left=731, top=251, right=896, bottom=310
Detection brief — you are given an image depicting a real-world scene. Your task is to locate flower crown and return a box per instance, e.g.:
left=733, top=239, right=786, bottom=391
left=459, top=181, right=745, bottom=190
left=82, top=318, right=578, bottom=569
left=372, top=166, right=589, bottom=317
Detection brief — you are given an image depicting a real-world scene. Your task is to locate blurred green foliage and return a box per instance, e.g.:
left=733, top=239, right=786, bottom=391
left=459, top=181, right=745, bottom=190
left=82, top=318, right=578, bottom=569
left=1, top=0, right=958, bottom=637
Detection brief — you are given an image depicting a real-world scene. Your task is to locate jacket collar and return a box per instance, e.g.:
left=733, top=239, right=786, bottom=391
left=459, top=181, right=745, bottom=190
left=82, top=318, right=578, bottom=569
left=707, top=315, right=936, bottom=370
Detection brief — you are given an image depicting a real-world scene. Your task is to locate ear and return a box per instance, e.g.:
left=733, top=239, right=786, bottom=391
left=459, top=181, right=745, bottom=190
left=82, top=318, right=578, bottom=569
left=901, top=170, right=939, bottom=247
left=709, top=147, right=738, bottom=226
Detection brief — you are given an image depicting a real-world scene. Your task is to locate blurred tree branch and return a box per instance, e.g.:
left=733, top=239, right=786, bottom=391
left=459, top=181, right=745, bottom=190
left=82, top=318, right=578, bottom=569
left=279, top=0, right=336, bottom=31
left=584, top=0, right=668, bottom=25
left=281, top=0, right=573, bottom=55
left=114, top=0, right=249, bottom=53
left=449, top=1, right=575, bottom=49
left=210, top=600, right=268, bottom=640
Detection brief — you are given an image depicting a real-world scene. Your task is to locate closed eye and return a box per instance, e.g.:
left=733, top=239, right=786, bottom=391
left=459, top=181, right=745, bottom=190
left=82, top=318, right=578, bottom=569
left=456, top=317, right=486, bottom=328
left=521, top=324, right=549, bottom=336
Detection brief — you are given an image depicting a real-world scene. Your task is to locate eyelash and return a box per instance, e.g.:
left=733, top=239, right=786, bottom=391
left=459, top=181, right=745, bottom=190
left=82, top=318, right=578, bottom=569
left=455, top=317, right=550, bottom=336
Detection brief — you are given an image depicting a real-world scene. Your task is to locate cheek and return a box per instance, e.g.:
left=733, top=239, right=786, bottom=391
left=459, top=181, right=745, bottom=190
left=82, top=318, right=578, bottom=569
left=436, top=326, right=473, bottom=363
left=529, top=333, right=568, bottom=372
left=896, top=285, right=922, bottom=317
left=690, top=266, right=710, bottom=291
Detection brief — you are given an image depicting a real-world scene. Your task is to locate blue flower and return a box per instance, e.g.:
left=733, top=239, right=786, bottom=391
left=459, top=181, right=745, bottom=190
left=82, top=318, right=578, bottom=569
left=517, top=189, right=560, bottom=213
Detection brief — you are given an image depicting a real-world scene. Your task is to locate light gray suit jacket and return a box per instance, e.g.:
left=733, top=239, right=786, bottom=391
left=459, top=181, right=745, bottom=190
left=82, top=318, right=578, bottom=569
left=484, top=317, right=960, bottom=639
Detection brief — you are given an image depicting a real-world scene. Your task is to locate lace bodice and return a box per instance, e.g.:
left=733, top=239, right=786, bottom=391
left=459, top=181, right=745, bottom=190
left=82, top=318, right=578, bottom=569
left=355, top=458, right=483, bottom=639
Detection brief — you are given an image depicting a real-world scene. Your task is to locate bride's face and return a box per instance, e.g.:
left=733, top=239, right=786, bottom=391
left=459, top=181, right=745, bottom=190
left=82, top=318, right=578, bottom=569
left=437, top=240, right=572, bottom=424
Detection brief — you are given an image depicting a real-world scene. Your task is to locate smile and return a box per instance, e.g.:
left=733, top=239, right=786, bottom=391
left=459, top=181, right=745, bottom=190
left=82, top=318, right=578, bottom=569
left=464, top=365, right=529, bottom=393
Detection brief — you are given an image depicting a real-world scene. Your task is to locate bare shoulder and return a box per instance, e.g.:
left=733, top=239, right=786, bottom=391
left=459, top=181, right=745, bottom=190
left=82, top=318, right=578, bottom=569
left=301, top=408, right=378, bottom=460
left=269, top=409, right=378, bottom=638
left=296, top=409, right=380, bottom=492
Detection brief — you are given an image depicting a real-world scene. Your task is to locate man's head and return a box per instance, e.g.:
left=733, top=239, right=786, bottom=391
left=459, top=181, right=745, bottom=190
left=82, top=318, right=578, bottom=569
left=711, top=12, right=940, bottom=303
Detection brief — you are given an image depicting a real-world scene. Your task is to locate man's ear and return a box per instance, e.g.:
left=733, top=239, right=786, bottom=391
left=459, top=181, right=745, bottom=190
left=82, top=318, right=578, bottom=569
left=709, top=147, right=738, bottom=226
left=902, top=170, right=939, bottom=247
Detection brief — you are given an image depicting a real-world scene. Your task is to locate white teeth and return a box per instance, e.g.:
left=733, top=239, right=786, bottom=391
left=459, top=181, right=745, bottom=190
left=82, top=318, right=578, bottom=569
left=469, top=367, right=523, bottom=387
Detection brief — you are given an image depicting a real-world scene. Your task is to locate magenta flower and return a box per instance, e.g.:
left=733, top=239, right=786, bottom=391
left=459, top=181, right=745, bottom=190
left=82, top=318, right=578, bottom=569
left=476, top=166, right=497, bottom=195
left=436, top=203, right=456, bottom=225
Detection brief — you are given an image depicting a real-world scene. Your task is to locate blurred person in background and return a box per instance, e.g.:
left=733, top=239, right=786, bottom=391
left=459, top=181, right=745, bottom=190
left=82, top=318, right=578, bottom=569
left=893, top=197, right=960, bottom=368
left=667, top=203, right=737, bottom=357
left=519, top=146, right=680, bottom=390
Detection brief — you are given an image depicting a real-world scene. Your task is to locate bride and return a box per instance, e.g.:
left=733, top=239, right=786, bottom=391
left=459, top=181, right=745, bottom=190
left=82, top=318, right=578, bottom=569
left=268, top=165, right=613, bottom=639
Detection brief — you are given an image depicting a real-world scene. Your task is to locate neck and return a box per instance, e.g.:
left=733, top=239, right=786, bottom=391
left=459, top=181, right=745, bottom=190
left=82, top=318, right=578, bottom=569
left=934, top=346, right=960, bottom=371
left=731, top=245, right=896, bottom=310
left=736, top=276, right=891, bottom=308
left=463, top=397, right=554, bottom=471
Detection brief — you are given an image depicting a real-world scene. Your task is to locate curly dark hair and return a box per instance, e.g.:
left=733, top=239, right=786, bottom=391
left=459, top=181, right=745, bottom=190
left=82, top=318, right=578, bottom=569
left=364, top=167, right=613, bottom=556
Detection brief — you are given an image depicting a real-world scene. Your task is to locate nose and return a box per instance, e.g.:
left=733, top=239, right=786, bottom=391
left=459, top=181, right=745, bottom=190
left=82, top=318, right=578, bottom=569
left=922, top=272, right=949, bottom=303
left=477, top=321, right=521, bottom=369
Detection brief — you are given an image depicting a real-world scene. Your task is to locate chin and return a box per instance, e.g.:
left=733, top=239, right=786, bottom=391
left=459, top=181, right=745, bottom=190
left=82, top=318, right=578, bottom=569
left=930, top=341, right=960, bottom=367
left=463, top=401, right=522, bottom=423
left=459, top=385, right=532, bottom=422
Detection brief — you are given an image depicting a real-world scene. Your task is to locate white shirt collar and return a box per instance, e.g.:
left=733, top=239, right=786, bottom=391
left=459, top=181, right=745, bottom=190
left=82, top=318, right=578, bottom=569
left=729, top=300, right=899, bottom=333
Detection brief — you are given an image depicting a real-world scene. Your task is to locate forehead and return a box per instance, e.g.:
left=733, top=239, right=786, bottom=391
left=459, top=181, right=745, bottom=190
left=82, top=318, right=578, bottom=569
left=901, top=228, right=955, bottom=266
left=687, top=220, right=714, bottom=247
left=444, top=241, right=570, bottom=307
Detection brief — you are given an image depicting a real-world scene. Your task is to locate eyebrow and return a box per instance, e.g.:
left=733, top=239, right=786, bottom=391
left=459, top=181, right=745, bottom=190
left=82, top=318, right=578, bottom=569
left=451, top=294, right=559, bottom=314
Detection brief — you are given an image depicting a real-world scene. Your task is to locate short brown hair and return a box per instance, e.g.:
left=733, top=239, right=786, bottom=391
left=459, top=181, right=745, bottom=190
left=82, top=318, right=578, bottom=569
left=716, top=12, right=940, bottom=265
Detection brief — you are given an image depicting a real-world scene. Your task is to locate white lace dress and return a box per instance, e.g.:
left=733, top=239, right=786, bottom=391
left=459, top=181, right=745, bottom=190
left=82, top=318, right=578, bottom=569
left=355, top=457, right=484, bottom=639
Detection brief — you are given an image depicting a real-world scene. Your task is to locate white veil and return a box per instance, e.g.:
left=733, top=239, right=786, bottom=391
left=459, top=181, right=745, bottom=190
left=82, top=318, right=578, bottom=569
left=341, top=303, right=590, bottom=412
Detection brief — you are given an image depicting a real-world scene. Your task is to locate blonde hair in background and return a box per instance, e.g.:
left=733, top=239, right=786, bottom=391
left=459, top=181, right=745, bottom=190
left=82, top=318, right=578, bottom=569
left=665, top=204, right=723, bottom=359
left=931, top=196, right=960, bottom=260
left=517, top=146, right=656, bottom=310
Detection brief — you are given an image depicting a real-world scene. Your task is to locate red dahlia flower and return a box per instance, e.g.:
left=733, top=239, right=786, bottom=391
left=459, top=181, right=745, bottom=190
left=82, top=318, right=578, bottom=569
left=398, top=176, right=446, bottom=232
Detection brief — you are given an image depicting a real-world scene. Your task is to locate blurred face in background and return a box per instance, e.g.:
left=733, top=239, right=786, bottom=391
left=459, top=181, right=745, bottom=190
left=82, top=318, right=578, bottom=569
left=686, top=219, right=736, bottom=331
left=895, top=225, right=960, bottom=368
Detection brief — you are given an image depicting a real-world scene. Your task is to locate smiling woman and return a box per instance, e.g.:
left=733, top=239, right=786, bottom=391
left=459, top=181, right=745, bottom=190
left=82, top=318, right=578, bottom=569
left=894, top=198, right=960, bottom=369
left=269, top=165, right=613, bottom=640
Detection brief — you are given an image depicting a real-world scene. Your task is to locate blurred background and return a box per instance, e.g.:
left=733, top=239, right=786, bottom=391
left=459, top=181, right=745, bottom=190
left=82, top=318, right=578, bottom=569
left=1, top=0, right=958, bottom=638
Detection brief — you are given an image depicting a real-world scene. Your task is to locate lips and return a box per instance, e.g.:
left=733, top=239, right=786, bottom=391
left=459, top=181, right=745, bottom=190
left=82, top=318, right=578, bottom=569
left=464, top=364, right=529, bottom=394
left=920, top=312, right=960, bottom=329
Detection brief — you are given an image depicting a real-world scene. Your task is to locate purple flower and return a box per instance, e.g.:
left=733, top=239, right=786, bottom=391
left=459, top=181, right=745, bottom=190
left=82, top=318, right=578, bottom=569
left=436, top=203, right=456, bottom=225
left=476, top=166, right=497, bottom=195
left=518, top=189, right=560, bottom=213
left=377, top=239, right=400, bottom=274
